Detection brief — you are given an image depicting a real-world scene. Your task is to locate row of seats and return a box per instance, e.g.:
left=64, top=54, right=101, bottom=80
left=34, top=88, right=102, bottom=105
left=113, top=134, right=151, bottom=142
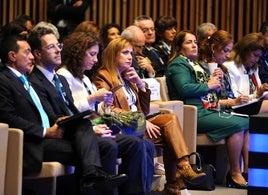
left=0, top=77, right=226, bottom=195
left=0, top=123, right=76, bottom=195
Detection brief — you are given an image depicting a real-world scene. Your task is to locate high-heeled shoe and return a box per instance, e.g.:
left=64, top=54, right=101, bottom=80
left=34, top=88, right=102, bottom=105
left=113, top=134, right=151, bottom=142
left=226, top=172, right=247, bottom=189
left=242, top=172, right=248, bottom=182
left=176, top=160, right=206, bottom=184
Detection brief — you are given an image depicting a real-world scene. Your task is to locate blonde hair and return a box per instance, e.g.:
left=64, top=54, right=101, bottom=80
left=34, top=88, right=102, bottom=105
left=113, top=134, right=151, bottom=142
left=100, top=37, right=133, bottom=85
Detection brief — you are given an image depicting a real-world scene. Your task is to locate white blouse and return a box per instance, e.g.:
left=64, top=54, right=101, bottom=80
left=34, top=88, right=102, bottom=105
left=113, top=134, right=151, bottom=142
left=57, top=67, right=97, bottom=112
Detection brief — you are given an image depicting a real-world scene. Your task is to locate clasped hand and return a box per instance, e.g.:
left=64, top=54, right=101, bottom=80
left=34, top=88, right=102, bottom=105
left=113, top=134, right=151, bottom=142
left=45, top=116, right=69, bottom=139
left=208, top=68, right=223, bottom=90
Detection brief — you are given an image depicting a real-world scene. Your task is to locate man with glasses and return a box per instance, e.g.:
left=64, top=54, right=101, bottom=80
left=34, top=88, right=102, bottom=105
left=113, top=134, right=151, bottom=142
left=28, top=27, right=151, bottom=194
left=121, top=25, right=155, bottom=78
left=0, top=29, right=127, bottom=194
left=134, top=15, right=166, bottom=77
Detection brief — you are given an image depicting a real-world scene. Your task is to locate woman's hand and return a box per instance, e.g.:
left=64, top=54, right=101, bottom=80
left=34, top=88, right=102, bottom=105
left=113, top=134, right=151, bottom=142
left=145, top=120, right=161, bottom=139
left=89, top=88, right=113, bottom=104
left=207, top=76, right=221, bottom=90
left=93, top=124, right=116, bottom=138
left=235, top=95, right=250, bottom=105
left=257, top=83, right=268, bottom=97
left=213, top=68, right=223, bottom=83
left=123, top=67, right=144, bottom=85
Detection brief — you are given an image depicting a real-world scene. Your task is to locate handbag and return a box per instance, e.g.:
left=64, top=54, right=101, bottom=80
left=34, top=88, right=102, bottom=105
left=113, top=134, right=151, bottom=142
left=92, top=111, right=146, bottom=137
left=186, top=152, right=216, bottom=191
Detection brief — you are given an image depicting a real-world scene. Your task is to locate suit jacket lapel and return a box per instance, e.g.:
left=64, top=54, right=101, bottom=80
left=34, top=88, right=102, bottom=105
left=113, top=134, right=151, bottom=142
left=31, top=67, right=79, bottom=115
left=3, top=67, right=36, bottom=106
left=32, top=67, right=72, bottom=115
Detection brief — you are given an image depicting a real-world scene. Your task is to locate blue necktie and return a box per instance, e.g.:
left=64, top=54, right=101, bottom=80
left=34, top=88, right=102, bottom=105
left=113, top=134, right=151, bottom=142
left=52, top=74, right=73, bottom=115
left=19, top=75, right=50, bottom=128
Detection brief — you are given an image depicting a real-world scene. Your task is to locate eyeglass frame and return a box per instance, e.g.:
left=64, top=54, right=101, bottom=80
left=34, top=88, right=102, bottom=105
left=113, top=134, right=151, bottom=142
left=43, top=43, right=63, bottom=52
left=141, top=27, right=156, bottom=33
left=133, top=45, right=145, bottom=50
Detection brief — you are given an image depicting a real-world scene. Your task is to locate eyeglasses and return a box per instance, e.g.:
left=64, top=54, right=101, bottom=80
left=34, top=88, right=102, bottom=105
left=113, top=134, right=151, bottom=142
left=44, top=43, right=63, bottom=52
left=141, top=27, right=155, bottom=33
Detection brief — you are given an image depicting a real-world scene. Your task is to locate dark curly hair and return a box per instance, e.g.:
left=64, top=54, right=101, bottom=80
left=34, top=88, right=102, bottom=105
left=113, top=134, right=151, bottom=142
left=60, top=32, right=101, bottom=80
left=99, top=23, right=122, bottom=47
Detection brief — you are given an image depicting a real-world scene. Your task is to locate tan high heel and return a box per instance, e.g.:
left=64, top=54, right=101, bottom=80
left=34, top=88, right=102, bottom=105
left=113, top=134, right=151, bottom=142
left=176, top=157, right=206, bottom=184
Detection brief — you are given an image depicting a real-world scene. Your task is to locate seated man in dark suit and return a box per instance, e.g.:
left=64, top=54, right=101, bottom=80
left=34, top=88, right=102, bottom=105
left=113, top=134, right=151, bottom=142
left=134, top=15, right=166, bottom=77
left=27, top=27, right=154, bottom=194
left=0, top=34, right=126, bottom=194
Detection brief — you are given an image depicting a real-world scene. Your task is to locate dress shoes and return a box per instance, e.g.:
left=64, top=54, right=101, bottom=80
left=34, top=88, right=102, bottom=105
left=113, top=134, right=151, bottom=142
left=226, top=172, right=247, bottom=189
left=242, top=172, right=248, bottom=182
left=81, top=169, right=128, bottom=191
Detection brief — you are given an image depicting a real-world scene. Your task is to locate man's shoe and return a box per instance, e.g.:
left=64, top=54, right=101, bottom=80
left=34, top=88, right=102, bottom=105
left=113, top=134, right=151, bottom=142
left=81, top=170, right=128, bottom=191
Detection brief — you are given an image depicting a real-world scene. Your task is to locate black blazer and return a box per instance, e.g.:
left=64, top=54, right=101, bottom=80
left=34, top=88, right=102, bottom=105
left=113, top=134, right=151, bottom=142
left=29, top=66, right=79, bottom=123
left=0, top=66, right=45, bottom=175
left=29, top=66, right=101, bottom=169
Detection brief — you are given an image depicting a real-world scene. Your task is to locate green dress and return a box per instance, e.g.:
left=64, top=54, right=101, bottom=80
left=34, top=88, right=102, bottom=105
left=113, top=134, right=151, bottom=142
left=166, top=56, right=249, bottom=142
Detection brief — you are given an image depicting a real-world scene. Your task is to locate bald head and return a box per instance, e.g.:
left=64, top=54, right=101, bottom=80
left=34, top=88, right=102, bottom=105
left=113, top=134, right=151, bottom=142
left=121, top=25, right=145, bottom=55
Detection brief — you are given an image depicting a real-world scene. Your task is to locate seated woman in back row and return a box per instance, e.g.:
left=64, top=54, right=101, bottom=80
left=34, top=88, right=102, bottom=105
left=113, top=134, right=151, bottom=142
left=94, top=37, right=206, bottom=195
left=166, top=30, right=249, bottom=189
left=223, top=32, right=268, bottom=115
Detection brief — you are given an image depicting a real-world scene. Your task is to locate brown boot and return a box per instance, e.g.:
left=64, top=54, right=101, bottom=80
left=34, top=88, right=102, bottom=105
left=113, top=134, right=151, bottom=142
left=177, top=178, right=187, bottom=189
left=176, top=157, right=206, bottom=184
left=163, top=183, right=181, bottom=195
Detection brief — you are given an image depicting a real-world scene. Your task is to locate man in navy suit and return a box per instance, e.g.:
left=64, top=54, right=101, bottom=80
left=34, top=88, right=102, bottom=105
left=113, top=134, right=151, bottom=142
left=27, top=27, right=153, bottom=194
left=0, top=33, right=127, bottom=193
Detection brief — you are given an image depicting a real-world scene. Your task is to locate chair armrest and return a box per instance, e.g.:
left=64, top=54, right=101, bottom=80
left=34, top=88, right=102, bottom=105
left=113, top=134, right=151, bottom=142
left=183, top=105, right=197, bottom=154
left=0, top=123, right=8, bottom=195
left=6, top=128, right=23, bottom=195
left=152, top=100, right=184, bottom=127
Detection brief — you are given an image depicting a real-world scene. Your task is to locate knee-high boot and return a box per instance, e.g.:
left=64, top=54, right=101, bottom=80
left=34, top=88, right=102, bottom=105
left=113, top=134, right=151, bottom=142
left=149, top=114, right=206, bottom=185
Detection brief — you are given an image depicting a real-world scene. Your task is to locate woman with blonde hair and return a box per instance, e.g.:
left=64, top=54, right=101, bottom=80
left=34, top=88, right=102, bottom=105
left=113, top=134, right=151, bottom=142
left=95, top=37, right=206, bottom=194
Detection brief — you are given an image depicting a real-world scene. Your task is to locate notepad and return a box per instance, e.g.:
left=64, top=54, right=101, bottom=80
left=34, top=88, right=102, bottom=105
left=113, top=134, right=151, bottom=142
left=232, top=91, right=268, bottom=109
left=57, top=110, right=94, bottom=127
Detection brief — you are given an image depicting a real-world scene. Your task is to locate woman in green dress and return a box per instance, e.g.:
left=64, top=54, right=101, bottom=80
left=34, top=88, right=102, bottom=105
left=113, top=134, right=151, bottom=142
left=166, top=30, right=249, bottom=189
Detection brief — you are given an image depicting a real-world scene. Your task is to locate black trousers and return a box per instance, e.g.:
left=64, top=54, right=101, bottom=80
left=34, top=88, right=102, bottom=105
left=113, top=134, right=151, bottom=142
left=98, top=134, right=155, bottom=194
left=43, top=120, right=102, bottom=176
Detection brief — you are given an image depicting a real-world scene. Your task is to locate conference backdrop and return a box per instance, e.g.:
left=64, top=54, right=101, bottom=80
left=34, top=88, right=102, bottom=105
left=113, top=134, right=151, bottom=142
left=1, top=0, right=267, bottom=42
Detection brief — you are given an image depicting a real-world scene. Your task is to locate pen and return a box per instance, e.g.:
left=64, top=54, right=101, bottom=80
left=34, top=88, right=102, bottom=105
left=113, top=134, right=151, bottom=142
left=237, top=90, right=243, bottom=95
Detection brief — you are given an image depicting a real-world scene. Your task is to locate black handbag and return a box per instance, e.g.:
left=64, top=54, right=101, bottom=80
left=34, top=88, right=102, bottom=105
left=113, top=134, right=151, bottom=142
left=186, top=152, right=216, bottom=191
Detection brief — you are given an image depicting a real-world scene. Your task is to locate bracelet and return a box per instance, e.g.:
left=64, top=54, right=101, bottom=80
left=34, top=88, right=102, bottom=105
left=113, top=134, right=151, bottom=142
left=137, top=82, right=145, bottom=90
